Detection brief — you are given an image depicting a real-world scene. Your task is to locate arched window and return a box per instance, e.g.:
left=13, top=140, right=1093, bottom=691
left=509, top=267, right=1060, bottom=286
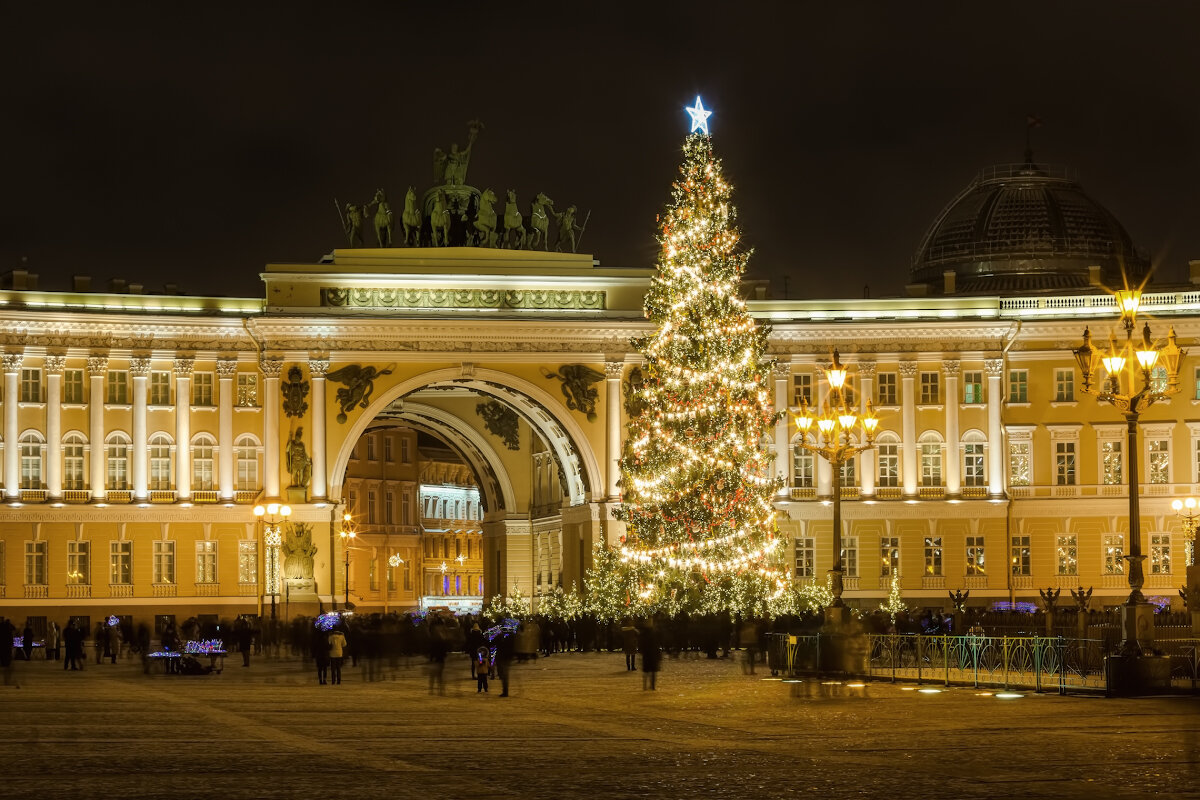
left=235, top=435, right=259, bottom=492
left=149, top=433, right=172, bottom=491
left=106, top=432, right=131, bottom=490
left=19, top=432, right=44, bottom=489
left=961, top=429, right=987, bottom=488
left=919, top=431, right=944, bottom=487
left=192, top=434, right=216, bottom=491
left=875, top=431, right=900, bottom=488
left=63, top=433, right=87, bottom=491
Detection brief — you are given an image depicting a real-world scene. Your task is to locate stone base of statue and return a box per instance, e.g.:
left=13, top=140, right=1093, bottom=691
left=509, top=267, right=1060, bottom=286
left=284, top=577, right=322, bottom=618
left=1120, top=599, right=1157, bottom=650
left=819, top=606, right=868, bottom=675
left=286, top=486, right=307, bottom=504
left=1105, top=653, right=1172, bottom=696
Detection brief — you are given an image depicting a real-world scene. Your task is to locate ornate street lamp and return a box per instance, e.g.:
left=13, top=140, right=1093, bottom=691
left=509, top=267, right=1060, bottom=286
left=253, top=502, right=291, bottom=620
left=1073, top=288, right=1184, bottom=651
left=338, top=512, right=356, bottom=610
left=1171, top=497, right=1200, bottom=620
left=791, top=349, right=880, bottom=617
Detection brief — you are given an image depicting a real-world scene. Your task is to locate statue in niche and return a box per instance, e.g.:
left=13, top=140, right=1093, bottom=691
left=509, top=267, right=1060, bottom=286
left=286, top=428, right=312, bottom=488
left=282, top=522, right=318, bottom=584
left=476, top=400, right=520, bottom=451
left=281, top=366, right=309, bottom=419
left=623, top=366, right=647, bottom=418
left=541, top=364, right=605, bottom=422
left=325, top=363, right=395, bottom=423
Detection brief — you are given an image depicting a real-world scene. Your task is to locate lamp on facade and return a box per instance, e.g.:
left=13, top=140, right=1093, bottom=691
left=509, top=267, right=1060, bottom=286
left=1072, top=288, right=1184, bottom=652
left=1170, top=497, right=1199, bottom=569
left=338, top=512, right=356, bottom=609
left=253, top=502, right=291, bottom=620
left=791, top=349, right=880, bottom=617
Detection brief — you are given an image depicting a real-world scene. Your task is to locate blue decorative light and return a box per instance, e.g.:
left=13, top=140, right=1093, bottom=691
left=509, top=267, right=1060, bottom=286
left=316, top=612, right=346, bottom=631
left=685, top=96, right=712, bottom=135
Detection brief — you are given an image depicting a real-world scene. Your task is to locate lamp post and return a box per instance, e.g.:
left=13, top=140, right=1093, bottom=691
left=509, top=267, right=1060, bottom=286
left=791, top=349, right=880, bottom=621
left=338, top=512, right=356, bottom=610
left=1171, top=497, right=1200, bottom=630
left=1073, top=288, right=1183, bottom=652
left=253, top=502, right=291, bottom=620
left=386, top=552, right=404, bottom=615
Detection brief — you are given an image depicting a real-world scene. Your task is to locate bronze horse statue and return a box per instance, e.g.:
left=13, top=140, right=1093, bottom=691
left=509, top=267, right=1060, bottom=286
left=473, top=188, right=498, bottom=248
left=371, top=188, right=394, bottom=247
left=430, top=189, right=452, bottom=247
left=401, top=186, right=422, bottom=247
left=503, top=189, right=526, bottom=249
left=528, top=192, right=554, bottom=250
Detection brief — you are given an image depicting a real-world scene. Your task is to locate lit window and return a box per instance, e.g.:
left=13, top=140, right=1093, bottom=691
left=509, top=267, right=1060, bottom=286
left=1148, top=439, right=1169, bottom=484
left=67, top=540, right=90, bottom=584
left=1102, top=440, right=1123, bottom=485
left=238, top=541, right=257, bottom=584
left=235, top=436, right=258, bottom=492
left=1151, top=534, right=1171, bottom=575
left=19, top=433, right=43, bottom=490
left=1055, top=442, right=1076, bottom=486
left=1010, top=536, right=1031, bottom=576
left=1008, top=442, right=1031, bottom=486
left=236, top=374, right=258, bottom=407
left=192, top=437, right=215, bottom=491
left=196, top=541, right=217, bottom=583
left=880, top=537, right=899, bottom=578
left=965, top=536, right=985, bottom=575
left=153, top=540, right=176, bottom=584
left=963, top=442, right=986, bottom=487
left=110, top=541, right=132, bottom=585
left=1056, top=535, right=1077, bottom=576
left=794, top=537, right=815, bottom=578
left=149, top=434, right=172, bottom=491
left=841, top=536, right=858, bottom=578
left=106, top=434, right=130, bottom=490
left=1103, top=534, right=1125, bottom=575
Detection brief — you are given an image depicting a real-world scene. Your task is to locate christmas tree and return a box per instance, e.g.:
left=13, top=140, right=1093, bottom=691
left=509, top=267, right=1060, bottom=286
left=613, top=99, right=786, bottom=616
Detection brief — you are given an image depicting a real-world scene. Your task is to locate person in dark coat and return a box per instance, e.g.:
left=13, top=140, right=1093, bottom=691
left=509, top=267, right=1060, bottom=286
left=62, top=620, right=83, bottom=671
left=311, top=626, right=330, bottom=685
left=21, top=620, right=34, bottom=661
left=639, top=620, right=661, bottom=691
left=495, top=629, right=514, bottom=697
left=0, top=616, right=15, bottom=672
left=236, top=620, right=253, bottom=667
left=465, top=623, right=485, bottom=676
left=620, top=618, right=638, bottom=671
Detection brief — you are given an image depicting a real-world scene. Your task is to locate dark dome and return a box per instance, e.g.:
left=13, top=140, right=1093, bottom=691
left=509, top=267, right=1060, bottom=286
left=910, top=161, right=1148, bottom=295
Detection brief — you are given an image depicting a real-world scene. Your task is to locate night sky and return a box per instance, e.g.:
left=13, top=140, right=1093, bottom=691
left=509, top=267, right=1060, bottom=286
left=5, top=3, right=1200, bottom=301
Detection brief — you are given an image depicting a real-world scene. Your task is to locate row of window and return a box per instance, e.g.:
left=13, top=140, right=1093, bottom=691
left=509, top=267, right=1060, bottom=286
left=790, top=366, right=1182, bottom=407
left=351, top=435, right=412, bottom=463
left=12, top=369, right=260, bottom=407
left=11, top=432, right=260, bottom=491
left=424, top=573, right=484, bottom=596
left=346, top=488, right=415, bottom=526
left=1010, top=437, right=1180, bottom=487
left=793, top=437, right=987, bottom=489
left=422, top=536, right=479, bottom=560
left=792, top=533, right=1183, bottom=578
left=13, top=540, right=258, bottom=586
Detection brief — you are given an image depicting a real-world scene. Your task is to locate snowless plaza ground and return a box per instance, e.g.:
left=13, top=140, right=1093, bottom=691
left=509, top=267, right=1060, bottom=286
left=2, top=652, right=1198, bottom=799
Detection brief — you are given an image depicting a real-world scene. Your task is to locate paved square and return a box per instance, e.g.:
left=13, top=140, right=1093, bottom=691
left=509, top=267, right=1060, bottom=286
left=1, top=652, right=1197, bottom=799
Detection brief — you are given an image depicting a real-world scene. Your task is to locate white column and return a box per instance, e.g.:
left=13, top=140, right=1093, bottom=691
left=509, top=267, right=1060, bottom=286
left=773, top=362, right=791, bottom=495
left=604, top=362, right=623, bottom=501
left=900, top=361, right=918, bottom=497
left=130, top=357, right=151, bottom=501
left=261, top=358, right=282, bottom=499
left=858, top=361, right=876, bottom=497
left=174, top=357, right=193, bottom=501
left=985, top=358, right=1005, bottom=497
left=943, top=359, right=961, bottom=497
left=309, top=357, right=329, bottom=501
left=45, top=355, right=65, bottom=501
left=87, top=354, right=108, bottom=501
left=3, top=352, right=23, bottom=499
left=217, top=357, right=237, bottom=500
left=816, top=365, right=832, bottom=496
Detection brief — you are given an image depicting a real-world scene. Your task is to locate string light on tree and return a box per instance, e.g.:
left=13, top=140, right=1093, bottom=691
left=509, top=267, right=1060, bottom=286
left=605, top=98, right=787, bottom=616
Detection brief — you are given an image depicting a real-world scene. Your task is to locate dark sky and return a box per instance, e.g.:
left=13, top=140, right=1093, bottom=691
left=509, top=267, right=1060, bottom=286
left=4, top=3, right=1200, bottom=300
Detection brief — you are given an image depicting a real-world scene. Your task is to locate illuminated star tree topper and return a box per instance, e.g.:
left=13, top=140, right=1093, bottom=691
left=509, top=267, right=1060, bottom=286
left=685, top=95, right=712, bottom=135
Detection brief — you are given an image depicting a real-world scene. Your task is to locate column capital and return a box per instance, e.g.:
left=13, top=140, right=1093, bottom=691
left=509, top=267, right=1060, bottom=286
left=44, top=354, right=66, bottom=375
left=130, top=357, right=152, bottom=378
left=259, top=358, right=283, bottom=378
left=773, top=361, right=792, bottom=379
left=2, top=352, right=23, bottom=374
left=605, top=361, right=624, bottom=379
left=173, top=356, right=195, bottom=377
left=216, top=357, right=239, bottom=378
left=942, top=359, right=961, bottom=377
left=86, top=354, right=109, bottom=375
left=856, top=361, right=877, bottom=378
left=898, top=361, right=919, bottom=378
left=308, top=357, right=330, bottom=378
left=984, top=358, right=1005, bottom=377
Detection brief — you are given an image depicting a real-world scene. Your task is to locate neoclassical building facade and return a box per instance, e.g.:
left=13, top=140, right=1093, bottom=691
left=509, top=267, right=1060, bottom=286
left=1, top=160, right=1197, bottom=628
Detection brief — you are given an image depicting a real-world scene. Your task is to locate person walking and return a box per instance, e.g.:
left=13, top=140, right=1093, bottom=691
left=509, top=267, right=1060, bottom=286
left=621, top=618, right=638, bottom=671
left=92, top=621, right=105, bottom=665
left=473, top=645, right=490, bottom=693
left=327, top=626, right=347, bottom=685
left=0, top=616, right=15, bottom=683
left=105, top=622, right=122, bottom=664
left=46, top=621, right=61, bottom=661
left=495, top=629, right=514, bottom=697
left=21, top=620, right=34, bottom=661
left=311, top=625, right=330, bottom=685
left=739, top=616, right=760, bottom=675
left=639, top=620, right=661, bottom=691
left=236, top=620, right=253, bottom=667
left=62, top=620, right=83, bottom=671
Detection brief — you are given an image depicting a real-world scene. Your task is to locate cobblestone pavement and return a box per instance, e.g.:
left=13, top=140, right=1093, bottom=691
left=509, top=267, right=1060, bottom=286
left=1, top=652, right=1198, bottom=800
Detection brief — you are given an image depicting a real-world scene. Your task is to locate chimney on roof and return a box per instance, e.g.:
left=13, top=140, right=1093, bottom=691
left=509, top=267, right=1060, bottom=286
left=73, top=275, right=92, bottom=292
left=109, top=278, right=127, bottom=293
left=164, top=283, right=179, bottom=295
left=1190, top=260, right=1200, bottom=286
left=943, top=270, right=956, bottom=295
left=1087, top=265, right=1102, bottom=286
left=3, top=269, right=37, bottom=290
left=128, top=283, right=143, bottom=295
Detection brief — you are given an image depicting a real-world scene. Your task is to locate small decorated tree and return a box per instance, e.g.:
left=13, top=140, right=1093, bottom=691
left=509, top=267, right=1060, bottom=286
left=879, top=573, right=906, bottom=622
